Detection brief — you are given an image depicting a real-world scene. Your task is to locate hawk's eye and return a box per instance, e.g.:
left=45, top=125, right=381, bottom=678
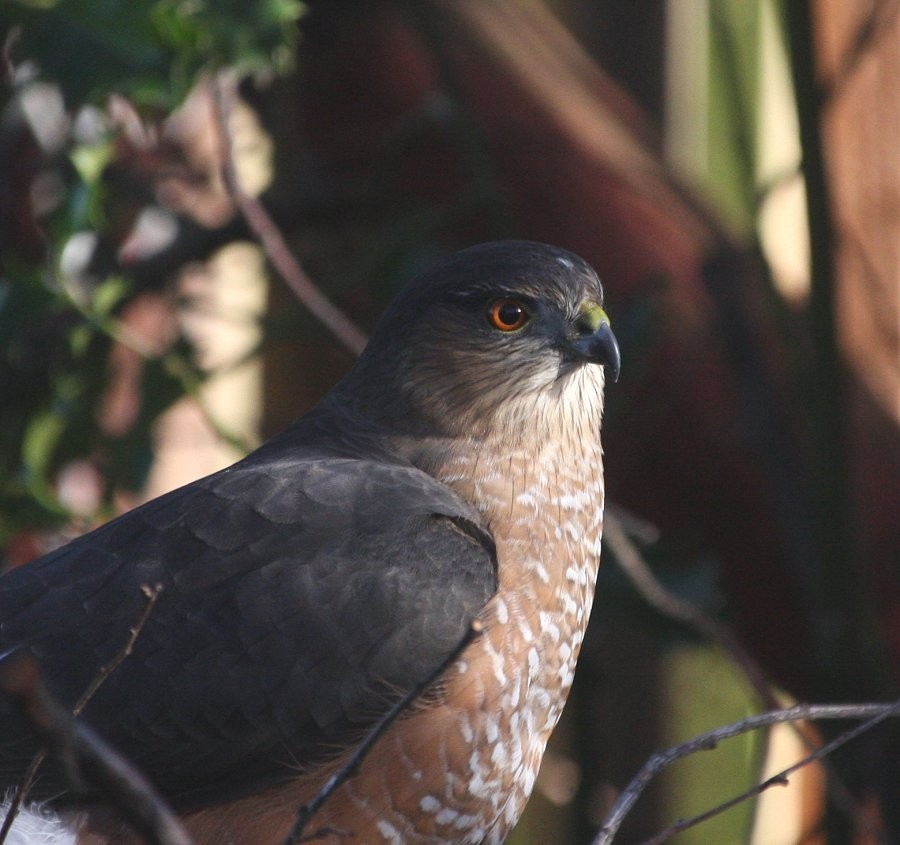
left=487, top=298, right=530, bottom=332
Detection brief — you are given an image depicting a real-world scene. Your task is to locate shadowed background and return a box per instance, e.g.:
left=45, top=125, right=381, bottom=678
left=0, top=1, right=897, bottom=842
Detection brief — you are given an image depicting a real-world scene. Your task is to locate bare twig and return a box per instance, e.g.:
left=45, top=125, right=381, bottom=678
left=604, top=513, right=777, bottom=709
left=592, top=700, right=900, bottom=845
left=280, top=619, right=485, bottom=845
left=2, top=27, right=21, bottom=85
left=212, top=74, right=368, bottom=358
left=0, top=652, right=193, bottom=845
left=74, top=583, right=163, bottom=716
left=53, top=273, right=253, bottom=456
left=642, top=699, right=900, bottom=844
left=603, top=503, right=659, bottom=546
left=603, top=513, right=891, bottom=841
left=0, top=584, right=164, bottom=844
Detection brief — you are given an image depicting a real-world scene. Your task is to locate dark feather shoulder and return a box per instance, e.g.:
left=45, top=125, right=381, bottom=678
left=0, top=432, right=497, bottom=808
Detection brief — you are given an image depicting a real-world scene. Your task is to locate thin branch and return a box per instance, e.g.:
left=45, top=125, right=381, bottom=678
left=639, top=699, right=900, bottom=845
left=53, top=274, right=253, bottom=457
left=212, top=74, right=368, bottom=358
left=73, top=583, right=163, bottom=716
left=603, top=513, right=890, bottom=841
left=2, top=27, right=21, bottom=86
left=157, top=357, right=254, bottom=457
left=280, top=619, right=485, bottom=845
left=603, top=503, right=660, bottom=546
left=0, top=653, right=193, bottom=845
left=603, top=513, right=777, bottom=709
left=592, top=700, right=900, bottom=845
left=0, top=584, right=164, bottom=845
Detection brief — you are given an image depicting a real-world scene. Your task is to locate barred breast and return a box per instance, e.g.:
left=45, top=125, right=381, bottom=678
left=179, top=368, right=607, bottom=845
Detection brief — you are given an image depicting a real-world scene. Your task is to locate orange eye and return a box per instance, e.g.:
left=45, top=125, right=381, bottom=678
left=487, top=298, right=530, bottom=332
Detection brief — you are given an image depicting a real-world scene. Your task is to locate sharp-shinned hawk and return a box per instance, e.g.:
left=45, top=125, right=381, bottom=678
left=0, top=241, right=620, bottom=844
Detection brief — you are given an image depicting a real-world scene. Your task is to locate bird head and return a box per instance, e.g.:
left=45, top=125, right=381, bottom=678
left=335, top=241, right=620, bottom=442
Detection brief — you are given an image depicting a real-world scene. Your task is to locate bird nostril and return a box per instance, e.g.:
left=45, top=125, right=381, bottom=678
left=575, top=317, right=596, bottom=336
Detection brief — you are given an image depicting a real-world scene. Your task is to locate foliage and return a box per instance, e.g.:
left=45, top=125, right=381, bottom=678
left=2, top=0, right=303, bottom=108
left=0, top=0, right=302, bottom=545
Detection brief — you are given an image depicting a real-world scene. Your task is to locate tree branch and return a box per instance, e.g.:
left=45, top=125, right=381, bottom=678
left=603, top=512, right=777, bottom=709
left=0, top=584, right=166, bottom=845
left=212, top=73, right=368, bottom=358
left=603, top=512, right=890, bottom=840
left=592, top=700, right=900, bottom=845
left=73, top=583, right=163, bottom=716
left=280, top=619, right=485, bottom=845
left=0, top=652, right=193, bottom=845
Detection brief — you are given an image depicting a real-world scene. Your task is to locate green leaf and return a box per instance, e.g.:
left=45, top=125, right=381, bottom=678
left=21, top=408, right=68, bottom=509
left=90, top=275, right=129, bottom=319
left=68, top=322, right=93, bottom=358
left=70, top=140, right=114, bottom=187
left=5, top=0, right=305, bottom=110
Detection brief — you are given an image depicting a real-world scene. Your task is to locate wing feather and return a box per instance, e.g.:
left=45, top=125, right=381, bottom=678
left=0, top=438, right=496, bottom=809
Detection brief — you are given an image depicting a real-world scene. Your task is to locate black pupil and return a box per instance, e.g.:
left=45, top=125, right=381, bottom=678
left=498, top=302, right=523, bottom=326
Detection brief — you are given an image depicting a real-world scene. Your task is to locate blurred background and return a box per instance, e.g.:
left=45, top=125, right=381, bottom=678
left=0, top=1, right=898, bottom=842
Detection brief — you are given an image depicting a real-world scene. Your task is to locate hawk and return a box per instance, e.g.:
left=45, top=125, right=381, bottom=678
left=0, top=241, right=620, bottom=844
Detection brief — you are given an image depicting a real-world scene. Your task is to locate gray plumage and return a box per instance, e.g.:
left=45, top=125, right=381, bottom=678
left=0, top=241, right=619, bottom=827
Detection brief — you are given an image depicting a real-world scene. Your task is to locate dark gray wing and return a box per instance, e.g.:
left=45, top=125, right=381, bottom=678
left=0, top=432, right=496, bottom=809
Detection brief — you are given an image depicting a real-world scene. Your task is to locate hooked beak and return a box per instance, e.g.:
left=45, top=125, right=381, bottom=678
left=568, top=303, right=621, bottom=382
